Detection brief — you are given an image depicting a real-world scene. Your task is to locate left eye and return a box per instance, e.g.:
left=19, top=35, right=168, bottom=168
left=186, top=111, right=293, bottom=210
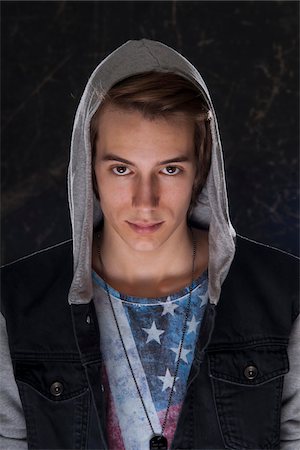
left=161, top=166, right=181, bottom=175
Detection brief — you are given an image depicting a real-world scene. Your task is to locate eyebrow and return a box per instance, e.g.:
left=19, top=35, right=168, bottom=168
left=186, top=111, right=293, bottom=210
left=101, top=153, right=191, bottom=165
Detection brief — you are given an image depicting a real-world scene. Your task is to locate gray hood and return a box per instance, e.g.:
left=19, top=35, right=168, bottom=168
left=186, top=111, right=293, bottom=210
left=67, top=38, right=236, bottom=306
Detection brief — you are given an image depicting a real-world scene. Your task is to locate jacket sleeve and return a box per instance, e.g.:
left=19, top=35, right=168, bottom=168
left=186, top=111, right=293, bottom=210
left=0, top=313, right=27, bottom=449
left=280, top=313, right=300, bottom=450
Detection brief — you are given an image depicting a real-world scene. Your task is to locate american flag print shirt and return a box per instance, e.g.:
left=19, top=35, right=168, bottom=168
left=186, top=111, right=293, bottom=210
left=92, top=269, right=209, bottom=450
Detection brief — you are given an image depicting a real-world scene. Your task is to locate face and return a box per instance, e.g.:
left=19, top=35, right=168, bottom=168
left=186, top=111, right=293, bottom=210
left=94, top=104, right=197, bottom=252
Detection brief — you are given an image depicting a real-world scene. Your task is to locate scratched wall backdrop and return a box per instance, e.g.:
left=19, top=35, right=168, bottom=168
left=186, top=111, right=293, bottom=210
left=1, top=1, right=299, bottom=265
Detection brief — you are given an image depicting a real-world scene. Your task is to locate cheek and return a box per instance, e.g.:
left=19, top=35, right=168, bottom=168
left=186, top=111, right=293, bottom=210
left=98, top=182, right=131, bottom=208
left=163, top=179, right=194, bottom=203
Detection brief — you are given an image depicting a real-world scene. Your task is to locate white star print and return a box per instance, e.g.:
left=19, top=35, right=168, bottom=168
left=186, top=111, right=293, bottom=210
left=142, top=321, right=165, bottom=344
left=161, top=297, right=179, bottom=316
left=187, top=315, right=200, bottom=335
left=170, top=343, right=191, bottom=364
left=158, top=368, right=179, bottom=392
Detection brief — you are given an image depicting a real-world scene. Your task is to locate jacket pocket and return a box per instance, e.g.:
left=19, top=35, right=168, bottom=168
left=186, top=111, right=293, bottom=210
left=208, top=345, right=289, bottom=449
left=15, top=360, right=90, bottom=449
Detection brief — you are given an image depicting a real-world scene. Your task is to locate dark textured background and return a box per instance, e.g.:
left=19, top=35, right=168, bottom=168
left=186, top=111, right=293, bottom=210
left=1, top=1, right=299, bottom=265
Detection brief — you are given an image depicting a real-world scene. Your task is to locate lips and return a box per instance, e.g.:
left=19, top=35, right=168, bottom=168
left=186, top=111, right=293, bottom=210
left=130, top=222, right=162, bottom=228
left=126, top=221, right=164, bottom=234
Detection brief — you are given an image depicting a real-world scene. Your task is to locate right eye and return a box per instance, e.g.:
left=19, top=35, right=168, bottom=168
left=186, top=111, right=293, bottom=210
left=112, top=166, right=131, bottom=176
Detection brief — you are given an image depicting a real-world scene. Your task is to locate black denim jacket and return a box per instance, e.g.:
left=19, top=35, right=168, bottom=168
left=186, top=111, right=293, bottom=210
left=1, top=234, right=299, bottom=449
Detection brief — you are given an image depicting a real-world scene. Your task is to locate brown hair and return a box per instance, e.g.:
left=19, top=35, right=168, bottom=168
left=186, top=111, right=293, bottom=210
left=90, top=70, right=212, bottom=210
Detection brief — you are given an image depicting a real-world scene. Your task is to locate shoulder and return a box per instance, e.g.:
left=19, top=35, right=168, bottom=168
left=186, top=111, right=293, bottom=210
left=1, top=239, right=73, bottom=275
left=223, top=234, right=299, bottom=325
left=232, top=233, right=299, bottom=284
left=212, top=235, right=299, bottom=346
left=235, top=233, right=299, bottom=263
left=1, top=239, right=73, bottom=317
left=1, top=240, right=78, bottom=356
left=233, top=234, right=299, bottom=297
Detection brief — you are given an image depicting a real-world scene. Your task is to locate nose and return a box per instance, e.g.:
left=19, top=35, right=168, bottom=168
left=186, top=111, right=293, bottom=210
left=132, top=174, right=159, bottom=209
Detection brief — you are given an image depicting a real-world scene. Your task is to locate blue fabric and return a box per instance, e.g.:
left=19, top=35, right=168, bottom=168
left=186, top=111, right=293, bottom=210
left=92, top=269, right=209, bottom=449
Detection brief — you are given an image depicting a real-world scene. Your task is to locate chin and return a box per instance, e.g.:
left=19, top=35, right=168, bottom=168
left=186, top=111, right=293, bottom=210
left=125, top=236, right=162, bottom=252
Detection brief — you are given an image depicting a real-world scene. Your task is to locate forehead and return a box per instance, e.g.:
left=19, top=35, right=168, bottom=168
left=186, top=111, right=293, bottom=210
left=95, top=104, right=195, bottom=159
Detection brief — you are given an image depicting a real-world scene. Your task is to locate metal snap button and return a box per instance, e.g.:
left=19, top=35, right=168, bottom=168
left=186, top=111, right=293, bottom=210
left=244, top=365, right=258, bottom=380
left=50, top=381, right=64, bottom=397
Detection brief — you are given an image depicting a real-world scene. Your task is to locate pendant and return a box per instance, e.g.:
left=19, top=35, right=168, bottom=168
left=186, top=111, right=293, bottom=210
left=149, top=434, right=168, bottom=450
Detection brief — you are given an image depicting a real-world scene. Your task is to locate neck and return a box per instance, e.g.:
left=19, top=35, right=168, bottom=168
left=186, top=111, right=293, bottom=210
left=93, top=220, right=196, bottom=293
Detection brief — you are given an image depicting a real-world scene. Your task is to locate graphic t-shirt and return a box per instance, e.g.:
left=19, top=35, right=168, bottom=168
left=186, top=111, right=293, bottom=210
left=92, top=269, right=209, bottom=450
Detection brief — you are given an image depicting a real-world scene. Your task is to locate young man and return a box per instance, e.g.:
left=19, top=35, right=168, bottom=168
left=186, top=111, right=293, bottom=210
left=1, top=39, right=299, bottom=450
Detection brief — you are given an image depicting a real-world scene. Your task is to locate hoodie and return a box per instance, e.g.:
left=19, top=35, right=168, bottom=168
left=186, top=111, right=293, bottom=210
left=67, top=38, right=236, bottom=308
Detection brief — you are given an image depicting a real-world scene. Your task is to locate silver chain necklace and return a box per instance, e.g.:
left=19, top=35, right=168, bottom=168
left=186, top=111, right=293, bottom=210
left=96, top=228, right=196, bottom=450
